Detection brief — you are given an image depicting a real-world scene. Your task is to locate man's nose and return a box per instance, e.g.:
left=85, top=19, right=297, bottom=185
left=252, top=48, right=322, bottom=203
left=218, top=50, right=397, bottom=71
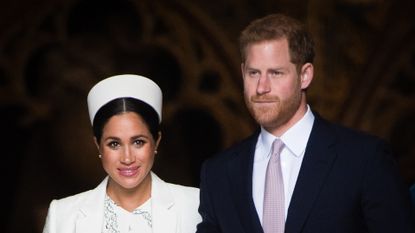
left=256, top=75, right=271, bottom=94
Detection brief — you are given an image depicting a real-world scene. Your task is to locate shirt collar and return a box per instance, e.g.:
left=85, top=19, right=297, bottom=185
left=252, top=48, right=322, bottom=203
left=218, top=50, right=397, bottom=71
left=258, top=105, right=315, bottom=158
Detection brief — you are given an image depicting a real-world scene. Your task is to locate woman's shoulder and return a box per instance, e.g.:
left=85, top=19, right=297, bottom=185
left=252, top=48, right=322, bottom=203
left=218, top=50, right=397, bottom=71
left=165, top=182, right=199, bottom=196
left=51, top=189, right=95, bottom=206
left=166, top=183, right=199, bottom=208
left=151, top=172, right=199, bottom=202
left=48, top=177, right=107, bottom=210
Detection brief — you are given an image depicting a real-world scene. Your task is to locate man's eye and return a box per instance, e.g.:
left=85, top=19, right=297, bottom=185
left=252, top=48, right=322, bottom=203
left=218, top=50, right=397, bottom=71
left=249, top=71, right=259, bottom=76
left=271, top=71, right=283, bottom=76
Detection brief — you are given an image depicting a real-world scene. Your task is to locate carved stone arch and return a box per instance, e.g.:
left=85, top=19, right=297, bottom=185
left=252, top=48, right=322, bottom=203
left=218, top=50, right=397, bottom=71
left=305, top=0, right=415, bottom=184
left=1, top=0, right=257, bottom=192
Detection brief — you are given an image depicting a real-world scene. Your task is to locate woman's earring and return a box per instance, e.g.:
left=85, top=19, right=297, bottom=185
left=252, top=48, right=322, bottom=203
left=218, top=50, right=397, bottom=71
left=154, top=150, right=158, bottom=154
left=98, top=154, right=102, bottom=158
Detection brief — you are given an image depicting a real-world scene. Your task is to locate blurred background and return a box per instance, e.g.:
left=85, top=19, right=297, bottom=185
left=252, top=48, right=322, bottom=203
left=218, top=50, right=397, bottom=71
left=1, top=0, right=414, bottom=232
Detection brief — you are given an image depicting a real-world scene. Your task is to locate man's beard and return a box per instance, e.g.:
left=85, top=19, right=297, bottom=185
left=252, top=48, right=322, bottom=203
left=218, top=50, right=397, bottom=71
left=244, top=92, right=302, bottom=130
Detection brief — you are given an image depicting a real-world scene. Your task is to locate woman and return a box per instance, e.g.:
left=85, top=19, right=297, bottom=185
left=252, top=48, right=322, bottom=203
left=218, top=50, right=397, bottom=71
left=43, top=74, right=201, bottom=233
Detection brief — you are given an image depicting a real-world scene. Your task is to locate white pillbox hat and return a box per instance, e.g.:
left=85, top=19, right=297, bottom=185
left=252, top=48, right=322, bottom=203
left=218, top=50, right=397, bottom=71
left=87, top=74, right=162, bottom=124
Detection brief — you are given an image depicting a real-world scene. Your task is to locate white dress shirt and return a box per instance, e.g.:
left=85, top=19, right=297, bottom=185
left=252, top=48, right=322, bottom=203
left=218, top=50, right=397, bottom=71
left=252, top=106, right=314, bottom=223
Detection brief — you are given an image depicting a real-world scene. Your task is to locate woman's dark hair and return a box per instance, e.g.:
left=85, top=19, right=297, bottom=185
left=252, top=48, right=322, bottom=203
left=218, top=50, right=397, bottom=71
left=92, top=97, right=160, bottom=142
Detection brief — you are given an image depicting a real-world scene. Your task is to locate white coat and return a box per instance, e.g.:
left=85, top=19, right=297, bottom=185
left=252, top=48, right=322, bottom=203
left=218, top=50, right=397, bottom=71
left=43, top=172, right=201, bottom=233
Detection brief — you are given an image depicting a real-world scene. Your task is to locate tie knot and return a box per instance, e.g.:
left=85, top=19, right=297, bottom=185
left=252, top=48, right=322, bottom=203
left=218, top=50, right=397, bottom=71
left=270, top=139, right=284, bottom=162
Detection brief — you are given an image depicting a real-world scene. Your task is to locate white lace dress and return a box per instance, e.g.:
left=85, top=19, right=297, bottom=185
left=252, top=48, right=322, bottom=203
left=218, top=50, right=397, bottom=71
left=102, top=194, right=152, bottom=233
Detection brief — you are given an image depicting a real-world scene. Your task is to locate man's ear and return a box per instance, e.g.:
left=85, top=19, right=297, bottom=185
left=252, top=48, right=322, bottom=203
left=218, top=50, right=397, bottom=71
left=300, top=63, right=314, bottom=90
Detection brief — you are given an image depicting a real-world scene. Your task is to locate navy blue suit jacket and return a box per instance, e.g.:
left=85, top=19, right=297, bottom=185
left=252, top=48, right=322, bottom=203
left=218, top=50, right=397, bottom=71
left=196, top=114, right=414, bottom=233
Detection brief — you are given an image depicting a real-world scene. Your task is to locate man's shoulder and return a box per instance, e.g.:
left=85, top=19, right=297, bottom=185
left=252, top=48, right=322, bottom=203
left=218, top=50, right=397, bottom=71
left=314, top=112, right=384, bottom=143
left=204, top=130, right=259, bottom=165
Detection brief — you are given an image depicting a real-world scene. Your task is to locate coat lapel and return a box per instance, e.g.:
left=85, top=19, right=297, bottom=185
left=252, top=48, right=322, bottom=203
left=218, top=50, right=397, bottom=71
left=227, top=131, right=264, bottom=233
left=285, top=115, right=338, bottom=233
left=75, top=177, right=108, bottom=233
left=151, top=172, right=177, bottom=233
left=73, top=174, right=177, bottom=233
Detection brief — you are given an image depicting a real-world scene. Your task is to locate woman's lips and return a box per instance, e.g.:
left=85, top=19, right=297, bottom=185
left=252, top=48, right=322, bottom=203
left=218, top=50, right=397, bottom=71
left=118, top=166, right=139, bottom=177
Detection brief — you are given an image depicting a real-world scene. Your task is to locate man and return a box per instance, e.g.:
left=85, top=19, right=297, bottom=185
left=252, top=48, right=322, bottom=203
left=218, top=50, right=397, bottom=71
left=196, top=13, right=414, bottom=233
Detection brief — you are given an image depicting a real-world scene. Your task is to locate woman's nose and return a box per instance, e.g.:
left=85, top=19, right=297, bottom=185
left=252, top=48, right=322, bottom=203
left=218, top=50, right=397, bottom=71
left=120, top=147, right=135, bottom=164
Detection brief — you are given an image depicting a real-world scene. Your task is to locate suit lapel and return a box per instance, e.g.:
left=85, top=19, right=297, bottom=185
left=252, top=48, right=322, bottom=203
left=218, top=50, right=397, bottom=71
left=151, top=172, right=177, bottom=233
left=75, top=177, right=108, bottom=233
left=227, top=131, right=264, bottom=233
left=285, top=115, right=337, bottom=233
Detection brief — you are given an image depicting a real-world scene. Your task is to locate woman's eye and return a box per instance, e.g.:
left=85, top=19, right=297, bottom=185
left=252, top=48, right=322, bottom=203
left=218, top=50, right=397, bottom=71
left=108, top=141, right=120, bottom=149
left=133, top=139, right=145, bottom=146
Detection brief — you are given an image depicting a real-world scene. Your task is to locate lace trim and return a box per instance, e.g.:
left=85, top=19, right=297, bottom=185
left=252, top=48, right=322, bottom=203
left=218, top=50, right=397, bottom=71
left=103, top=194, right=152, bottom=233
left=103, top=195, right=120, bottom=233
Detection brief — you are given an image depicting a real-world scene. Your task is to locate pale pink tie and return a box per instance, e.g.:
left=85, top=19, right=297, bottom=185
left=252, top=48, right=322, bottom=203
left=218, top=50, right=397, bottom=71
left=263, top=139, right=285, bottom=233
